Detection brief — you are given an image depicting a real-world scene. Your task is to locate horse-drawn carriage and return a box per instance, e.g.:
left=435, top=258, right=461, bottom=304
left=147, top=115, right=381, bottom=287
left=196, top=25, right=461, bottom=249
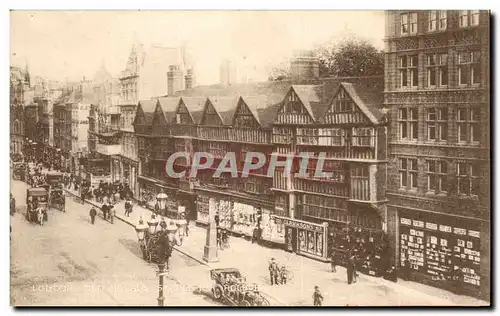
left=26, top=187, right=48, bottom=225
left=12, top=162, right=27, bottom=181
left=210, top=268, right=270, bottom=306
left=46, top=172, right=65, bottom=212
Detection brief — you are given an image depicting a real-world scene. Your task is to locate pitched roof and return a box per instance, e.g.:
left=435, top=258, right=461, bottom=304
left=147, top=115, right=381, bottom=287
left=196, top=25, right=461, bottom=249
left=239, top=95, right=269, bottom=127
left=137, top=99, right=158, bottom=125
left=256, top=103, right=281, bottom=128
left=138, top=99, right=157, bottom=113
left=165, top=76, right=384, bottom=126
left=209, top=96, right=239, bottom=125
left=180, top=97, right=206, bottom=124
left=287, top=76, right=385, bottom=123
left=157, top=97, right=181, bottom=123
left=291, top=85, right=321, bottom=120
left=341, top=82, right=384, bottom=124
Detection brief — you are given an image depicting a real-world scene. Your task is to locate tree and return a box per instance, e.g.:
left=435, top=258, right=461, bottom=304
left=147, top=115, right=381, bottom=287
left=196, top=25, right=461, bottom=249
left=315, top=38, right=384, bottom=78
left=268, top=66, right=291, bottom=81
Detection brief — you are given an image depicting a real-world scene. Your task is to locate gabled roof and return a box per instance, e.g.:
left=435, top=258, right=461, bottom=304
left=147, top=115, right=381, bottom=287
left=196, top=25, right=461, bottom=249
left=136, top=99, right=157, bottom=125
left=290, top=85, right=320, bottom=120
left=138, top=99, right=157, bottom=114
left=236, top=95, right=272, bottom=128
left=157, top=97, right=181, bottom=123
left=340, top=82, right=384, bottom=124
left=208, top=96, right=239, bottom=126
left=180, top=97, right=206, bottom=124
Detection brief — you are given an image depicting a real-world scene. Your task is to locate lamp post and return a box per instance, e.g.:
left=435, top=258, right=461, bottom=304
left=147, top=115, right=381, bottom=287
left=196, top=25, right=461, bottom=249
left=157, top=221, right=178, bottom=307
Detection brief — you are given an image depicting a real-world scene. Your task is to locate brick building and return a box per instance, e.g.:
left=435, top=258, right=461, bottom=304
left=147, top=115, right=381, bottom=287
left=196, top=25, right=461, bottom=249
left=384, top=10, right=490, bottom=299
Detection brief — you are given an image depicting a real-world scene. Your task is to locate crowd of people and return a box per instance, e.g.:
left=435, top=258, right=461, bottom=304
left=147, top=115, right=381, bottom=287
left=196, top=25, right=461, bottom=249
left=328, top=226, right=393, bottom=285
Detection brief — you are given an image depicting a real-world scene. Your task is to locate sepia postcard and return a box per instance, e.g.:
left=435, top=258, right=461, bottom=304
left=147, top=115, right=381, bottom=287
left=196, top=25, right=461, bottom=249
left=9, top=10, right=491, bottom=307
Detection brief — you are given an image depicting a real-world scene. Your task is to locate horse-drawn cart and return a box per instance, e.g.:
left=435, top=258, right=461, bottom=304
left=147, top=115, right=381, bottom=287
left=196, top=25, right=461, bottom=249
left=26, top=187, right=48, bottom=225
left=12, top=162, right=26, bottom=181
left=46, top=172, right=65, bottom=212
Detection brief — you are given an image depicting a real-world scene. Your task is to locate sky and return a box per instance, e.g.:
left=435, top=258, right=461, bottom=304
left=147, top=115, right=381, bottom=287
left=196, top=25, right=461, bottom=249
left=10, top=11, right=385, bottom=85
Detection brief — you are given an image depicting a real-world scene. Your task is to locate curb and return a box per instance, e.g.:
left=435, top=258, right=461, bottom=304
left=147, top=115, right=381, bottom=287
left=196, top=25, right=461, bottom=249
left=63, top=188, right=210, bottom=267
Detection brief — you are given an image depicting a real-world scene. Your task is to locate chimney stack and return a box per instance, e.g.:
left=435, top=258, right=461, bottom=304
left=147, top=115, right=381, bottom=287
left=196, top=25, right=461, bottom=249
left=185, top=68, right=196, bottom=90
left=290, top=50, right=320, bottom=82
left=167, top=65, right=183, bottom=96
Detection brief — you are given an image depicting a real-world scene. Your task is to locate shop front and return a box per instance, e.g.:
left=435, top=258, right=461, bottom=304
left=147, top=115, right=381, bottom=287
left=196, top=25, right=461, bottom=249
left=195, top=189, right=276, bottom=240
left=138, top=175, right=178, bottom=214
left=121, top=156, right=139, bottom=199
left=274, top=215, right=329, bottom=262
left=397, top=209, right=488, bottom=298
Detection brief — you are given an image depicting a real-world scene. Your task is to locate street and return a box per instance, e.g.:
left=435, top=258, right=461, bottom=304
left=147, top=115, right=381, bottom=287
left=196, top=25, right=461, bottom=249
left=10, top=178, right=221, bottom=306
left=12, top=176, right=488, bottom=307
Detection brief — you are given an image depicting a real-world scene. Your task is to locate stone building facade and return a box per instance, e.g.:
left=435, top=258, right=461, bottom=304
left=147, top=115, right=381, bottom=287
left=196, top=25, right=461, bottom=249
left=384, top=10, right=490, bottom=299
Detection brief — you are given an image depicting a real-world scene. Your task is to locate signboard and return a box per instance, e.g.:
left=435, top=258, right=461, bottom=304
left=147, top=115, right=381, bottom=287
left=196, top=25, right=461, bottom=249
left=275, top=216, right=324, bottom=233
left=275, top=215, right=328, bottom=260
left=399, top=215, right=481, bottom=286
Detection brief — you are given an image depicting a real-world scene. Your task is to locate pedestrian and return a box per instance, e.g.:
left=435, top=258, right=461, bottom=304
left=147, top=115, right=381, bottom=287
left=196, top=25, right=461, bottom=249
left=109, top=204, right=115, bottom=223
left=101, top=203, right=109, bottom=220
left=352, top=255, right=359, bottom=283
left=124, top=199, right=130, bottom=217
left=214, top=211, right=220, bottom=227
left=269, top=258, right=279, bottom=285
left=330, top=251, right=337, bottom=273
left=103, top=194, right=109, bottom=206
left=313, top=286, right=324, bottom=306
left=402, top=258, right=411, bottom=281
left=251, top=225, right=261, bottom=244
left=347, top=253, right=355, bottom=285
left=114, top=190, right=120, bottom=203
left=81, top=187, right=86, bottom=205
left=89, top=207, right=97, bottom=225
left=280, top=265, right=288, bottom=285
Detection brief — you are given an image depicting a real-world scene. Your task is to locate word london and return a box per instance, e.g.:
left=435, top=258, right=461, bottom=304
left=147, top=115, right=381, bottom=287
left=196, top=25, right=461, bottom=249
left=163, top=151, right=339, bottom=179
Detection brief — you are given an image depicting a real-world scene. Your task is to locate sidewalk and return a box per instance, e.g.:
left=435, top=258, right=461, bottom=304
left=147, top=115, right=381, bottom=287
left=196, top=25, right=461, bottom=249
left=63, top=187, right=488, bottom=306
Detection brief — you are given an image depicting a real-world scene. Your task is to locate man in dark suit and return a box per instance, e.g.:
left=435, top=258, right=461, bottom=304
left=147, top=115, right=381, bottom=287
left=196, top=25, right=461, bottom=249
left=89, top=207, right=97, bottom=225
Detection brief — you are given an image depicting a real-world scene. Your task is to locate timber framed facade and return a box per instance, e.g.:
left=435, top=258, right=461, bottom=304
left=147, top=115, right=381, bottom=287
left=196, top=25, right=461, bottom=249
left=132, top=76, right=388, bottom=261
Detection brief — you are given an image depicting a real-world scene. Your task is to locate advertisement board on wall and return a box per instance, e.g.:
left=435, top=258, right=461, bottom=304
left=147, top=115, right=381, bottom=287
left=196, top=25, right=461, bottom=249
left=399, top=215, right=481, bottom=287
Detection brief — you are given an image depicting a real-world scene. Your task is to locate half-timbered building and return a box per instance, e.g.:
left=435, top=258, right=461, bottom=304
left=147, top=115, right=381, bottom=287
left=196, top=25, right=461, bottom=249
left=271, top=77, right=387, bottom=261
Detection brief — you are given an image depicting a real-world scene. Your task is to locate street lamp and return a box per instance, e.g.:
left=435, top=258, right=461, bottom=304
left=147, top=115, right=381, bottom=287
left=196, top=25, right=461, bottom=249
left=147, top=214, right=159, bottom=234
left=135, top=218, right=148, bottom=260
left=156, top=190, right=168, bottom=215
left=165, top=220, right=179, bottom=244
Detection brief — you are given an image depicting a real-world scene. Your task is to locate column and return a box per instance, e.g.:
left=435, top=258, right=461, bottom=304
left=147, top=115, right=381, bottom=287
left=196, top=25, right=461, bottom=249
left=288, top=193, right=296, bottom=219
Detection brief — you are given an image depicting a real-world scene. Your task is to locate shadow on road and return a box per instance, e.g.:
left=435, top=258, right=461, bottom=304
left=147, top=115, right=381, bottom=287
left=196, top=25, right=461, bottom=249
left=118, top=238, right=143, bottom=260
